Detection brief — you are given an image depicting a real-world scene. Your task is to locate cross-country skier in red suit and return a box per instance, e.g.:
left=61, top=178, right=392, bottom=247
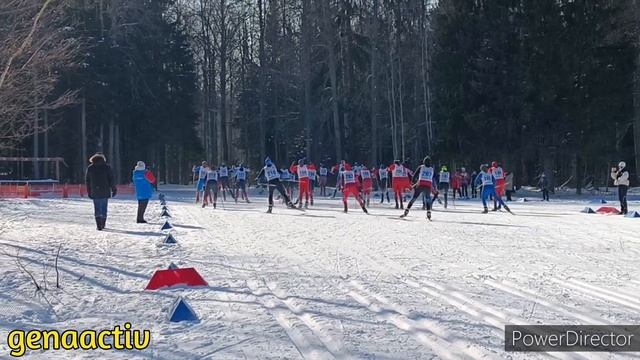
left=340, top=163, right=368, bottom=214
left=389, top=160, right=411, bottom=209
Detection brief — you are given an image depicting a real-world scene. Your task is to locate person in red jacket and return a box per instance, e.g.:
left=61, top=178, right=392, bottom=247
left=360, top=165, right=374, bottom=206
left=290, top=158, right=313, bottom=208
left=490, top=161, right=506, bottom=210
left=389, top=160, right=411, bottom=209
left=340, top=164, right=368, bottom=214
left=451, top=169, right=461, bottom=199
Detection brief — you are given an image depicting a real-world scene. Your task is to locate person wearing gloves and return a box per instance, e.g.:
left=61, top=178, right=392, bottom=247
left=611, top=161, right=630, bottom=215
left=132, top=161, right=154, bottom=223
left=85, top=153, right=117, bottom=230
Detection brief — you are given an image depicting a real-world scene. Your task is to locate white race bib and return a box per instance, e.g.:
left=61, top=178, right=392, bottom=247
left=493, top=167, right=504, bottom=180
left=236, top=169, right=246, bottom=180
left=219, top=167, right=229, bottom=177
left=207, top=170, right=218, bottom=181
left=379, top=169, right=388, bottom=179
left=343, top=171, right=356, bottom=184
left=419, top=167, right=434, bottom=182
left=482, top=173, right=493, bottom=186
left=199, top=167, right=208, bottom=179
left=393, top=166, right=405, bottom=177
left=320, top=168, right=328, bottom=176
left=439, top=172, right=450, bottom=183
left=361, top=170, right=371, bottom=179
left=298, top=166, right=309, bottom=178
left=265, top=166, right=279, bottom=181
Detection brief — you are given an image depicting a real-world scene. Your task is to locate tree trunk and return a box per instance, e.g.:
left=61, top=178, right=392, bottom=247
left=258, top=0, right=267, bottom=162
left=81, top=97, right=87, bottom=178
left=302, top=0, right=313, bottom=160
left=322, top=1, right=342, bottom=161
left=634, top=0, right=640, bottom=182
left=218, top=0, right=229, bottom=163
left=370, top=0, right=379, bottom=166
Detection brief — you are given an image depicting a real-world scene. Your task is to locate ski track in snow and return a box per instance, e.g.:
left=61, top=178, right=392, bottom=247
left=0, top=186, right=639, bottom=359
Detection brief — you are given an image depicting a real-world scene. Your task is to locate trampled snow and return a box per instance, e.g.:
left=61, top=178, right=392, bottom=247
left=1, top=186, right=639, bottom=359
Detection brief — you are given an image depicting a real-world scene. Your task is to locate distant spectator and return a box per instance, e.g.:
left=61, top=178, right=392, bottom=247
left=611, top=161, right=629, bottom=215
left=538, top=173, right=550, bottom=201
left=133, top=161, right=154, bottom=223
left=505, top=172, right=515, bottom=201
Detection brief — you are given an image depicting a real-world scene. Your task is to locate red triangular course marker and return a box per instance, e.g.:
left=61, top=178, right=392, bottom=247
left=596, top=206, right=620, bottom=215
left=145, top=268, right=208, bottom=290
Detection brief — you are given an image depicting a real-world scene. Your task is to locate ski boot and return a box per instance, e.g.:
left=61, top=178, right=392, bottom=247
left=361, top=204, right=368, bottom=214
left=310, top=198, right=314, bottom=206
left=426, top=210, right=432, bottom=221
left=343, top=203, right=348, bottom=213
left=304, top=201, right=309, bottom=209
left=482, top=207, right=489, bottom=214
left=213, top=203, right=217, bottom=209
left=267, top=206, right=273, bottom=214
left=400, top=209, right=409, bottom=218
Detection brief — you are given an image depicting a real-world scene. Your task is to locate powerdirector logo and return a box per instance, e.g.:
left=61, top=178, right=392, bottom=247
left=505, top=325, right=640, bottom=352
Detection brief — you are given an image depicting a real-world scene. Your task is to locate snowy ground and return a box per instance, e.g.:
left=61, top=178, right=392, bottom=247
left=1, top=186, right=639, bottom=359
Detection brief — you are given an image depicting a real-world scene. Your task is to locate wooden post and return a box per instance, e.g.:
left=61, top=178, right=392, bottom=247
left=44, top=109, right=49, bottom=177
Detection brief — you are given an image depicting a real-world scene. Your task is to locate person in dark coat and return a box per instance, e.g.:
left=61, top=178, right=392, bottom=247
left=85, top=153, right=117, bottom=230
left=538, top=173, right=550, bottom=201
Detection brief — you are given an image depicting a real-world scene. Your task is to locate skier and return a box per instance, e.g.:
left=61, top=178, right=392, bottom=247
left=340, top=164, right=368, bottom=214
left=389, top=160, right=411, bottom=209
left=85, top=153, right=117, bottom=230
left=318, top=164, right=329, bottom=196
left=307, top=162, right=317, bottom=205
left=436, top=165, right=450, bottom=208
left=280, top=167, right=293, bottom=201
left=490, top=161, right=506, bottom=210
left=290, top=159, right=312, bottom=208
left=203, top=164, right=219, bottom=208
left=401, top=156, right=435, bottom=220
left=611, top=161, right=629, bottom=215
left=255, top=157, right=295, bottom=213
left=331, top=160, right=348, bottom=198
left=360, top=165, right=374, bottom=206
left=195, top=161, right=208, bottom=203
left=133, top=161, right=154, bottom=223
left=234, top=163, right=250, bottom=203
left=451, top=169, right=462, bottom=199
left=538, top=173, right=549, bottom=201
left=218, top=163, right=236, bottom=202
left=377, top=164, right=391, bottom=204
left=475, top=164, right=512, bottom=214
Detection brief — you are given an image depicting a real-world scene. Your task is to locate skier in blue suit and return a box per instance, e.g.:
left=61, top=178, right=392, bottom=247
left=475, top=164, right=512, bottom=214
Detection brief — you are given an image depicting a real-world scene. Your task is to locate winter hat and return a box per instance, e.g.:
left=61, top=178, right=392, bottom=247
left=265, top=157, right=272, bottom=166
left=89, top=153, right=106, bottom=164
left=619, top=161, right=626, bottom=169
left=480, top=164, right=488, bottom=172
left=135, top=161, right=146, bottom=171
left=441, top=165, right=448, bottom=172
left=461, top=167, right=466, bottom=172
left=423, top=156, right=431, bottom=166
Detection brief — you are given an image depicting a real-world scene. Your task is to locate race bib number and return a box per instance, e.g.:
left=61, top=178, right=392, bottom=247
left=379, top=169, right=388, bottom=179
left=393, top=166, right=405, bottom=177
left=493, top=168, right=504, bottom=180
left=482, top=173, right=493, bottom=186
left=440, top=172, right=450, bottom=183
left=199, top=168, right=208, bottom=179
left=320, top=168, right=328, bottom=176
left=219, top=167, right=228, bottom=177
left=361, top=170, right=371, bottom=179
left=265, top=166, right=279, bottom=181
left=207, top=170, right=218, bottom=181
left=343, top=171, right=356, bottom=184
left=308, top=170, right=316, bottom=179
left=419, top=167, right=433, bottom=182
left=298, top=166, right=309, bottom=178
left=236, top=170, right=246, bottom=180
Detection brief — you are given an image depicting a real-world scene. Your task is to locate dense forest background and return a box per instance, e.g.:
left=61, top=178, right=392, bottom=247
left=1, top=0, right=639, bottom=190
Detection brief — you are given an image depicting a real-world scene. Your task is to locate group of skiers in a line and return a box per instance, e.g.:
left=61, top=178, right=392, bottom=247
left=85, top=153, right=157, bottom=230
left=193, top=156, right=518, bottom=219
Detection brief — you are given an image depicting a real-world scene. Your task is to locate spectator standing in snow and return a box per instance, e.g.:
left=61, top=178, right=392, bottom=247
left=538, top=173, right=550, bottom=201
left=505, top=172, right=515, bottom=201
left=470, top=170, right=478, bottom=198
left=611, top=161, right=630, bottom=215
left=85, top=153, right=117, bottom=230
left=133, top=161, right=154, bottom=223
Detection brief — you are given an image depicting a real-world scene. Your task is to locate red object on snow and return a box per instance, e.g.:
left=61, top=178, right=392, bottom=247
left=596, top=206, right=620, bottom=215
left=145, top=268, right=208, bottom=290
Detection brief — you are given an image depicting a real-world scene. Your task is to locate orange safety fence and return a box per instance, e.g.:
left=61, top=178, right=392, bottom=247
left=0, top=184, right=135, bottom=199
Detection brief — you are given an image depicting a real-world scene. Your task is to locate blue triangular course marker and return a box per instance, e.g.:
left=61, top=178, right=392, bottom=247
left=590, top=199, right=607, bottom=204
left=168, top=297, right=198, bottom=322
left=161, top=210, right=172, bottom=218
left=580, top=207, right=596, bottom=214
left=168, top=262, right=179, bottom=269
left=625, top=211, right=640, bottom=218
left=161, top=221, right=173, bottom=230
left=163, top=233, right=177, bottom=244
